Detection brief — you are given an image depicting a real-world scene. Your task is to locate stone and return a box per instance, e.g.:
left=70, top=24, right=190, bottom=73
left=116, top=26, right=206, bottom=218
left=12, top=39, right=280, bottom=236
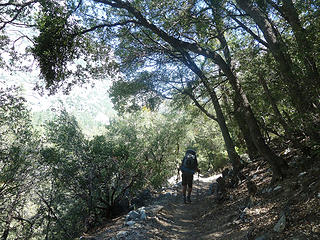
left=140, top=211, right=147, bottom=220
left=273, top=185, right=282, bottom=191
left=312, top=225, right=320, bottom=233
left=116, top=231, right=128, bottom=238
left=298, top=172, right=307, bottom=177
left=273, top=215, right=286, bottom=232
left=137, top=206, right=145, bottom=212
left=125, top=220, right=136, bottom=226
left=243, top=207, right=249, bottom=213
left=126, top=210, right=140, bottom=221
left=240, top=153, right=250, bottom=162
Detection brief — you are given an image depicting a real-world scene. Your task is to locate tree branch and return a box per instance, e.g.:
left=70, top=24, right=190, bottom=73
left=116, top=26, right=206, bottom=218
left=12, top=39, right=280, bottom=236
left=0, top=1, right=38, bottom=31
left=230, top=16, right=269, bottom=48
left=77, top=20, right=140, bottom=36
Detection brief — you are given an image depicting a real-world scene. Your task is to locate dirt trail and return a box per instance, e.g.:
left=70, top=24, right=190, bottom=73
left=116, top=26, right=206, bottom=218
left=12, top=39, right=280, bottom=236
left=150, top=180, right=212, bottom=239
left=93, top=177, right=229, bottom=240
left=145, top=177, right=247, bottom=240
left=91, top=163, right=320, bottom=240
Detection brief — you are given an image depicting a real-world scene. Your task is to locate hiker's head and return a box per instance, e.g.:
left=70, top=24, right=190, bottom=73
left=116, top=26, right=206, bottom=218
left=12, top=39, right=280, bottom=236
left=186, top=149, right=196, bottom=155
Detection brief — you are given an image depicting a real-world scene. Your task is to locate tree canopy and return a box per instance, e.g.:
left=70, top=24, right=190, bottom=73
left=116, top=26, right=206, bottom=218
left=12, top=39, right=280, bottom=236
left=0, top=0, right=320, bottom=239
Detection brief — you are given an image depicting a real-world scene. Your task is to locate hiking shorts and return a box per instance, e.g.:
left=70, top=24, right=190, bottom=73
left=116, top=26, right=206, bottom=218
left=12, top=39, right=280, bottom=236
left=182, top=172, right=194, bottom=188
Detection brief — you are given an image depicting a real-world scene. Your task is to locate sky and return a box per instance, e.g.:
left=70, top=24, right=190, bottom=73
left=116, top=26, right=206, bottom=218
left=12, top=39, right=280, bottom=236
left=0, top=68, right=116, bottom=126
left=0, top=21, right=117, bottom=126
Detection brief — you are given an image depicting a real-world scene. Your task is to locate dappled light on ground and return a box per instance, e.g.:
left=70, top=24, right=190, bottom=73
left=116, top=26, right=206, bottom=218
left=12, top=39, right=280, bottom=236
left=89, top=159, right=320, bottom=240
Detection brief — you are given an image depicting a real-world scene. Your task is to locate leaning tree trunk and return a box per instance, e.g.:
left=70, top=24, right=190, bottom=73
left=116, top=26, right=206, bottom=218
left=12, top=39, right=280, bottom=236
left=182, top=25, right=287, bottom=180
left=235, top=0, right=314, bottom=115
left=233, top=99, right=260, bottom=161
left=181, top=53, right=243, bottom=174
left=223, top=65, right=288, bottom=181
left=202, top=77, right=244, bottom=174
left=270, top=0, right=320, bottom=94
left=216, top=27, right=259, bottom=162
left=221, top=76, right=260, bottom=162
left=209, top=29, right=288, bottom=179
left=109, top=0, right=287, bottom=180
left=257, top=73, right=291, bottom=133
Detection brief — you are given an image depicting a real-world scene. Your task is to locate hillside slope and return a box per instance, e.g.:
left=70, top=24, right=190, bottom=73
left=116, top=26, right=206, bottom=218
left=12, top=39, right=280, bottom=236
left=84, top=157, right=320, bottom=240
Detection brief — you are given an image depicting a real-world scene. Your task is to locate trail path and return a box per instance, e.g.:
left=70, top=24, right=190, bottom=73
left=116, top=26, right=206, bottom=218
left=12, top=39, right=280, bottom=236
left=93, top=174, right=249, bottom=240
left=91, top=163, right=320, bottom=240
left=143, top=175, right=247, bottom=240
left=148, top=179, right=215, bottom=239
left=91, top=175, right=230, bottom=240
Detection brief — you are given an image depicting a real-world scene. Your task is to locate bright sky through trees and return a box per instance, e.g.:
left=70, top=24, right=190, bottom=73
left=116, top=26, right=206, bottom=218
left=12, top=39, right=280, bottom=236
left=0, top=68, right=115, bottom=126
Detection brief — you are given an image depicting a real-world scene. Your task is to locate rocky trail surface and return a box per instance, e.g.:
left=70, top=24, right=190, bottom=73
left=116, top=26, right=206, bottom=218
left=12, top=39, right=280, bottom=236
left=83, top=158, right=320, bottom=240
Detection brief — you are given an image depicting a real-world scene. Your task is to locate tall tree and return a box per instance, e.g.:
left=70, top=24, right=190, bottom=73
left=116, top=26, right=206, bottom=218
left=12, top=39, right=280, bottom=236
left=267, top=0, right=320, bottom=90
left=0, top=86, right=41, bottom=239
left=31, top=0, right=287, bottom=180
left=235, top=0, right=319, bottom=116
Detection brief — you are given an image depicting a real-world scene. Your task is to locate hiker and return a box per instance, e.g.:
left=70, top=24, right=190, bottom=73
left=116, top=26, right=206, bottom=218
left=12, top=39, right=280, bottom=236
left=180, top=149, right=200, bottom=204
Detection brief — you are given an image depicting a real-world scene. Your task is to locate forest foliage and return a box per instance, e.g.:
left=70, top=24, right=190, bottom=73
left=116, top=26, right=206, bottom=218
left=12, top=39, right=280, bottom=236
left=1, top=86, right=225, bottom=239
left=0, top=0, right=320, bottom=239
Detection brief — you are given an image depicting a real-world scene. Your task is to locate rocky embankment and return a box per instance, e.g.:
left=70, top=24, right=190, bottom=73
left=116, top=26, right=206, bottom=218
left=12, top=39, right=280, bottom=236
left=81, top=157, right=320, bottom=240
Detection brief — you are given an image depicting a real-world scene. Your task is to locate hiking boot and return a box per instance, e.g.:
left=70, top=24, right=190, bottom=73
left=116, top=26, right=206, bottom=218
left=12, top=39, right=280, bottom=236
left=183, top=196, right=187, bottom=204
left=187, top=196, right=192, bottom=203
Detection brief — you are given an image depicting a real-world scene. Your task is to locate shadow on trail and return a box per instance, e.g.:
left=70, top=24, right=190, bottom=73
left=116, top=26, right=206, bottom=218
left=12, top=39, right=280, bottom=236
left=146, top=177, right=214, bottom=239
left=147, top=175, right=249, bottom=240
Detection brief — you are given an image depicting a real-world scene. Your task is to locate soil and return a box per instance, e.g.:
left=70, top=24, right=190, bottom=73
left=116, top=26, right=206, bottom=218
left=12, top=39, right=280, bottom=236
left=85, top=156, right=320, bottom=240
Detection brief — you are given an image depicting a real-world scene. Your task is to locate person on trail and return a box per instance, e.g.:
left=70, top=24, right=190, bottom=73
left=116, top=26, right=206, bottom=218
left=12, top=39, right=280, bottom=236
left=180, top=149, right=200, bottom=204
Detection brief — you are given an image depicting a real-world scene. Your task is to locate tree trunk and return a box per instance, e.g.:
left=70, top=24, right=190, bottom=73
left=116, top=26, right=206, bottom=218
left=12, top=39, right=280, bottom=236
left=181, top=23, right=287, bottom=181
left=205, top=82, right=243, bottom=174
left=1, top=215, right=12, bottom=240
left=233, top=100, right=260, bottom=161
left=225, top=67, right=288, bottom=181
left=235, top=0, right=313, bottom=115
left=181, top=56, right=243, bottom=174
left=216, top=27, right=259, bottom=162
left=271, top=0, right=320, bottom=94
left=103, top=0, right=288, bottom=180
left=221, top=84, right=259, bottom=161
left=258, top=73, right=290, bottom=132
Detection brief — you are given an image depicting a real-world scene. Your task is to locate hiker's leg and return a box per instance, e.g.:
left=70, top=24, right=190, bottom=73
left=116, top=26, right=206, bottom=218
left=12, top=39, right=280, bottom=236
left=182, top=173, right=187, bottom=203
left=186, top=176, right=193, bottom=203
left=187, top=186, right=192, bottom=196
left=182, top=185, right=187, bottom=195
